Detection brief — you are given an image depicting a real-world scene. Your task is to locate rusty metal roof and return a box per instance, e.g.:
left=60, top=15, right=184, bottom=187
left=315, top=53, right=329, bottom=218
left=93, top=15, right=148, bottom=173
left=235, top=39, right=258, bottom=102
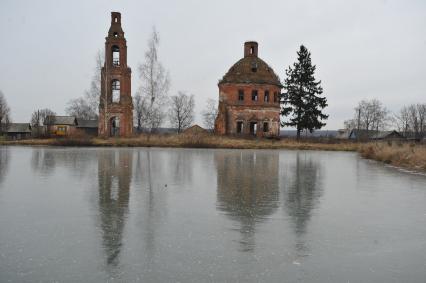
left=219, top=56, right=282, bottom=87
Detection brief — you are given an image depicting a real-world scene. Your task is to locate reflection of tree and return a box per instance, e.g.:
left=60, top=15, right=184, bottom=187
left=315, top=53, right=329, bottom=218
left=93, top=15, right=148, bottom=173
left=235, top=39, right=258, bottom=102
left=97, top=149, right=132, bottom=268
left=282, top=152, right=323, bottom=253
left=171, top=150, right=193, bottom=184
left=31, top=149, right=55, bottom=175
left=0, top=148, right=10, bottom=185
left=31, top=148, right=94, bottom=177
left=215, top=151, right=279, bottom=252
left=134, top=150, right=179, bottom=259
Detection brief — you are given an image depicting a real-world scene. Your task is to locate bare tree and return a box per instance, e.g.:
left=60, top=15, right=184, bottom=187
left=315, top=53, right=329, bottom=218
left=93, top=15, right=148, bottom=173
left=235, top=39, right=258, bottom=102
left=352, top=99, right=389, bottom=132
left=133, top=93, right=150, bottom=131
left=137, top=27, right=170, bottom=132
left=66, top=97, right=96, bottom=119
left=408, top=104, right=420, bottom=139
left=343, top=119, right=357, bottom=130
left=30, top=108, right=56, bottom=137
left=84, top=50, right=104, bottom=117
left=354, top=100, right=373, bottom=131
left=393, top=103, right=426, bottom=139
left=169, top=92, right=195, bottom=133
left=0, top=91, right=11, bottom=134
left=394, top=106, right=411, bottom=137
left=201, top=98, right=218, bottom=130
left=417, top=104, right=426, bottom=139
left=371, top=102, right=389, bottom=132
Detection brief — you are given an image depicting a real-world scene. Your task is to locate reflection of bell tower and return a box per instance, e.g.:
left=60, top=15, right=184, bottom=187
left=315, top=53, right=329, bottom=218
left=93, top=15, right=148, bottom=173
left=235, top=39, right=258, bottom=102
left=97, top=150, right=132, bottom=267
left=98, top=12, right=133, bottom=137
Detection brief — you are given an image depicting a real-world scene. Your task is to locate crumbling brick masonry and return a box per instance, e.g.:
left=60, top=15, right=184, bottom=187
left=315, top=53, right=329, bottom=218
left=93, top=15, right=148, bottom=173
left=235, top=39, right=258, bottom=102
left=215, top=41, right=282, bottom=137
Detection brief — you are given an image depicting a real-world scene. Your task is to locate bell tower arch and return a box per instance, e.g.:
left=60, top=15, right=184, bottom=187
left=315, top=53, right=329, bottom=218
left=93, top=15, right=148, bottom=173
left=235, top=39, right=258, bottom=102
left=98, top=12, right=133, bottom=137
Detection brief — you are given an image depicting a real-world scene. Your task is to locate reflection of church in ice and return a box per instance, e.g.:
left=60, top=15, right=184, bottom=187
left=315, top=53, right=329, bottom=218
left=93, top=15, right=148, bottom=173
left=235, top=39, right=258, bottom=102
left=97, top=150, right=132, bottom=267
left=215, top=151, right=279, bottom=252
left=0, top=148, right=9, bottom=185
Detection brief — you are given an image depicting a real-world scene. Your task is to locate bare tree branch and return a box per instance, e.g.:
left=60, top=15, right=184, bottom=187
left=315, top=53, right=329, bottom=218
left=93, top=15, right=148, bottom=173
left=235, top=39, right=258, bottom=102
left=66, top=50, right=104, bottom=120
left=0, top=91, right=11, bottom=134
left=137, top=27, right=170, bottom=132
left=169, top=92, right=195, bottom=133
left=201, top=98, right=218, bottom=130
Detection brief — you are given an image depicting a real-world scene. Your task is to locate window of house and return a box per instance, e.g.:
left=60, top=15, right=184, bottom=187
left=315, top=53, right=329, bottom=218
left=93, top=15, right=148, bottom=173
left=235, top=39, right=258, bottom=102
left=238, top=90, right=244, bottom=101
left=237, top=121, right=244, bottom=133
left=252, top=90, right=258, bottom=101
left=112, top=79, right=120, bottom=103
left=263, top=122, right=269, bottom=132
left=112, top=46, right=120, bottom=66
left=264, top=91, right=269, bottom=102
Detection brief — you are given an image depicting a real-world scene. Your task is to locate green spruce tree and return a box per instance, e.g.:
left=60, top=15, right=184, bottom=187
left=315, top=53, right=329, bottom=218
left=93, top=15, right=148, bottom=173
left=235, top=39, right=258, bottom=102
left=281, top=45, right=328, bottom=139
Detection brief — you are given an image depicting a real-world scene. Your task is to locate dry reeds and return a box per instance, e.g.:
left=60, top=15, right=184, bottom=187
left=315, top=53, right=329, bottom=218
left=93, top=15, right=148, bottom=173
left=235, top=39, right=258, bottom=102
left=359, top=142, right=426, bottom=171
left=0, top=133, right=359, bottom=151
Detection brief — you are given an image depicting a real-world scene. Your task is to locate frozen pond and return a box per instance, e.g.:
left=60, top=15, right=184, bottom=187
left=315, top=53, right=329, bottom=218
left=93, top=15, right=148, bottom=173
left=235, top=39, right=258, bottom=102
left=0, top=146, right=426, bottom=282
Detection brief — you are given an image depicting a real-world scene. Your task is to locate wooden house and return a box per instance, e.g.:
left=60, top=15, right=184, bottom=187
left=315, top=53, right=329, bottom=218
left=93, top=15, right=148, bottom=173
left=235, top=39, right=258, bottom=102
left=44, top=116, right=77, bottom=137
left=5, top=123, right=32, bottom=140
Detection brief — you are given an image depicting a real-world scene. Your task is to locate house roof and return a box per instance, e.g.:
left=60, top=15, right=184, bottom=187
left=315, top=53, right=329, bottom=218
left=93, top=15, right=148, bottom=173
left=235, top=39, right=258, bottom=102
left=44, top=116, right=77, bottom=126
left=349, top=129, right=402, bottom=139
left=336, top=129, right=351, bottom=139
left=349, top=129, right=372, bottom=139
left=76, top=119, right=98, bottom=128
left=219, top=56, right=282, bottom=87
left=183, top=124, right=208, bottom=134
left=370, top=130, right=402, bottom=139
left=7, top=123, right=31, bottom=133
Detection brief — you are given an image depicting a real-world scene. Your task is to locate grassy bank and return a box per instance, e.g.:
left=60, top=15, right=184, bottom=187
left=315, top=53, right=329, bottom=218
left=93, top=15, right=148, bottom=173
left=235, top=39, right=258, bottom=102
left=0, top=133, right=358, bottom=151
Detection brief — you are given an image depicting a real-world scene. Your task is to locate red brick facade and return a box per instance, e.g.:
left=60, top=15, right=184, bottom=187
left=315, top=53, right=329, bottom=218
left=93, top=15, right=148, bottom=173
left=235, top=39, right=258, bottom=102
left=215, top=42, right=282, bottom=137
left=98, top=12, right=133, bottom=137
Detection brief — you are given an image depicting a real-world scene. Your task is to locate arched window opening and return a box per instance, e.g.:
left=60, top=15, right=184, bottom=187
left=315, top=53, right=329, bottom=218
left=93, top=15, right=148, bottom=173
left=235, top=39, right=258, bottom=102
left=112, top=79, right=120, bottom=103
left=114, top=17, right=118, bottom=23
left=263, top=122, right=269, bottom=132
left=236, top=121, right=244, bottom=134
left=110, top=117, right=120, bottom=137
left=113, top=32, right=118, bottom=38
left=238, top=89, right=244, bottom=101
left=250, top=122, right=257, bottom=135
left=112, top=45, right=120, bottom=66
left=264, top=90, right=270, bottom=102
left=251, top=90, right=258, bottom=101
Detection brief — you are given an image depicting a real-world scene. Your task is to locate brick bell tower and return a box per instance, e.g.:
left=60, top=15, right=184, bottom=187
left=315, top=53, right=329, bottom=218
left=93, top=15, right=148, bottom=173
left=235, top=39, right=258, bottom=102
left=98, top=12, right=133, bottom=137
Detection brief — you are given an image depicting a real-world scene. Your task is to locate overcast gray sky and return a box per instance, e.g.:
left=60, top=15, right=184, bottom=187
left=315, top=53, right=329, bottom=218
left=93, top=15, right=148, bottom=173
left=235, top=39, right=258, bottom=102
left=1, top=0, right=425, bottom=129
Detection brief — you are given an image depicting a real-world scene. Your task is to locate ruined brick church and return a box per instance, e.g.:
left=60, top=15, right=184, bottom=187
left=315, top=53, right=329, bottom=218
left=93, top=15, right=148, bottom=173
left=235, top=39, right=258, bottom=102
left=215, top=42, right=282, bottom=137
left=98, top=12, right=133, bottom=137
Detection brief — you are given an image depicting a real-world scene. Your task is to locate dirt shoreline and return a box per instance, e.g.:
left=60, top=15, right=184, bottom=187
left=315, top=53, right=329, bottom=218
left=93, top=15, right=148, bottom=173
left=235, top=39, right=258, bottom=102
left=1, top=134, right=425, bottom=172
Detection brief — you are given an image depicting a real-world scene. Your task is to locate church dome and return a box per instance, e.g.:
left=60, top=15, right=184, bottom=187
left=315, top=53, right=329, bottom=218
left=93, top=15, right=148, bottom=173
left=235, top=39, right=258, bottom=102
left=219, top=41, right=282, bottom=87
